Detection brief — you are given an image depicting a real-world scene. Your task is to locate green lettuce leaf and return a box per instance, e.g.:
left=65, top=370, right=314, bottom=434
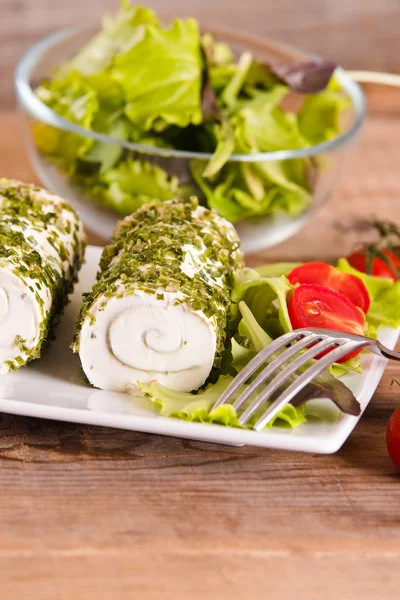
left=202, top=119, right=235, bottom=178
left=75, top=116, right=131, bottom=176
left=330, top=355, right=362, bottom=377
left=231, top=270, right=293, bottom=337
left=221, top=51, right=253, bottom=107
left=111, top=17, right=203, bottom=131
left=35, top=72, right=99, bottom=168
left=191, top=87, right=311, bottom=221
left=88, top=157, right=185, bottom=215
left=337, top=258, right=400, bottom=328
left=202, top=86, right=304, bottom=180
left=236, top=88, right=302, bottom=153
left=251, top=160, right=311, bottom=216
left=190, top=160, right=249, bottom=222
left=298, top=86, right=349, bottom=145
left=231, top=299, right=274, bottom=369
left=57, top=3, right=159, bottom=77
left=254, top=262, right=302, bottom=278
left=139, top=377, right=308, bottom=429
left=191, top=157, right=311, bottom=223
left=201, top=33, right=234, bottom=68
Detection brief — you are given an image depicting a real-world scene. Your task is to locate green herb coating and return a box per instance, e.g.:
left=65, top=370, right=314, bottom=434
left=0, top=178, right=86, bottom=370
left=74, top=197, right=243, bottom=366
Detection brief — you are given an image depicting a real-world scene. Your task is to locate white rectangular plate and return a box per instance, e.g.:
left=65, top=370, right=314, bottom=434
left=0, top=246, right=397, bottom=454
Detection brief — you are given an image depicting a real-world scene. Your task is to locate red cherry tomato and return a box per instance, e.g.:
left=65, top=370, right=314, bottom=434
left=387, top=407, right=400, bottom=469
left=288, top=262, right=370, bottom=313
left=288, top=284, right=366, bottom=363
left=347, top=249, right=400, bottom=282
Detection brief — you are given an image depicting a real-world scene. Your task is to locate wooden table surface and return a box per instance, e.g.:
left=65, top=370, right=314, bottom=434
left=1, top=102, right=400, bottom=599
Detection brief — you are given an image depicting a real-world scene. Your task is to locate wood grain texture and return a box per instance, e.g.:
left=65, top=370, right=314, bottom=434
left=1, top=107, right=400, bottom=597
left=2, top=0, right=400, bottom=109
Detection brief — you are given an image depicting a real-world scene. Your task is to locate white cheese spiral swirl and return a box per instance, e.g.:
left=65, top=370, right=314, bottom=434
left=78, top=290, right=216, bottom=392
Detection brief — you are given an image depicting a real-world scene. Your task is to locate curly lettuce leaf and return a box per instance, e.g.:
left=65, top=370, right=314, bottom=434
left=57, top=3, right=160, bottom=77
left=75, top=116, right=131, bottom=176
left=202, top=86, right=301, bottom=179
left=330, top=357, right=362, bottom=377
left=337, top=257, right=400, bottom=329
left=192, top=86, right=311, bottom=221
left=190, top=160, right=249, bottom=222
left=191, top=157, right=311, bottom=223
left=35, top=70, right=133, bottom=175
left=88, top=157, right=185, bottom=215
left=139, top=377, right=308, bottom=430
left=35, top=73, right=99, bottom=167
left=252, top=160, right=311, bottom=216
left=111, top=17, right=203, bottom=131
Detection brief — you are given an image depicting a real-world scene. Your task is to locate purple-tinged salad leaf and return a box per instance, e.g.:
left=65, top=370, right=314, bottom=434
left=290, top=370, right=361, bottom=416
left=200, top=38, right=222, bottom=123
left=270, top=60, right=337, bottom=94
left=201, top=75, right=221, bottom=123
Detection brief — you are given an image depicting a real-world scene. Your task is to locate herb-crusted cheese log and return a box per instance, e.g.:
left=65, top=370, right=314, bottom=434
left=74, top=197, right=244, bottom=392
left=0, top=178, right=85, bottom=372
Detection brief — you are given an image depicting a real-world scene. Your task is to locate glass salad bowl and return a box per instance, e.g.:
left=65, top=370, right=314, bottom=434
left=15, top=26, right=366, bottom=253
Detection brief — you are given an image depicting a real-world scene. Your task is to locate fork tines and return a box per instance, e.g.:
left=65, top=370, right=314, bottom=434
left=212, top=329, right=366, bottom=432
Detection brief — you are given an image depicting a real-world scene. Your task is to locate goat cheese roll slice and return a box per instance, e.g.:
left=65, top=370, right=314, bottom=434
left=74, top=197, right=243, bottom=393
left=0, top=178, right=85, bottom=372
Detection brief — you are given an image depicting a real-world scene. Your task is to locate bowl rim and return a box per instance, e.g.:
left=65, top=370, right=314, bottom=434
left=15, top=25, right=367, bottom=163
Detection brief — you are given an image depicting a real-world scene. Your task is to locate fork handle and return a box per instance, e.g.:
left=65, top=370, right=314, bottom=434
left=375, top=342, right=400, bottom=361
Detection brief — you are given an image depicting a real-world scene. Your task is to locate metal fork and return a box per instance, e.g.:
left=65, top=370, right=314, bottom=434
left=212, top=328, right=400, bottom=432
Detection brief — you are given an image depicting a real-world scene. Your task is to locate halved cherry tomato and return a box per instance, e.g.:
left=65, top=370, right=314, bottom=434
left=347, top=249, right=400, bottom=282
left=288, top=262, right=370, bottom=313
left=288, top=284, right=366, bottom=363
left=387, top=407, right=400, bottom=469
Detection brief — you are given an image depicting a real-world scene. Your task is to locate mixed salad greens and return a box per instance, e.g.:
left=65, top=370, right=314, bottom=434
left=140, top=225, right=400, bottom=430
left=34, top=1, right=347, bottom=223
